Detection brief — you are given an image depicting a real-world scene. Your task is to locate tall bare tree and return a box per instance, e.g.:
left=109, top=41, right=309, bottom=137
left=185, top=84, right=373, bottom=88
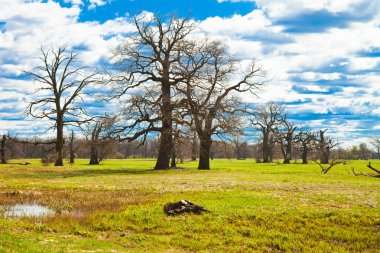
left=371, top=137, right=380, bottom=159
left=86, top=115, right=118, bottom=165
left=179, top=41, right=262, bottom=170
left=273, top=114, right=297, bottom=164
left=250, top=103, right=282, bottom=163
left=315, top=129, right=338, bottom=164
left=233, top=136, right=249, bottom=160
left=111, top=15, right=197, bottom=170
left=26, top=46, right=97, bottom=166
left=371, top=137, right=380, bottom=160
left=295, top=130, right=315, bottom=164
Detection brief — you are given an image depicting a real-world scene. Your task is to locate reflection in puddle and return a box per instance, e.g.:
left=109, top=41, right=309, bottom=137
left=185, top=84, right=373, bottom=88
left=3, top=204, right=55, bottom=217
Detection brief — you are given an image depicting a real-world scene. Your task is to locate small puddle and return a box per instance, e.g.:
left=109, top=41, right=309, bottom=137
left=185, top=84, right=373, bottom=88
left=3, top=203, right=55, bottom=217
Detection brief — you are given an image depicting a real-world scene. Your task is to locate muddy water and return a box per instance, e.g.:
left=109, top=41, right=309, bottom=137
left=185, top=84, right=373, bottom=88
left=3, top=203, right=55, bottom=217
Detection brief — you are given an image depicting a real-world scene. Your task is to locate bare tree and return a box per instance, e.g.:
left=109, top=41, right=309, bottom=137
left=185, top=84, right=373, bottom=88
left=371, top=137, right=380, bottom=159
left=178, top=41, right=262, bottom=170
left=26, top=46, right=97, bottom=166
left=315, top=129, right=338, bottom=164
left=249, top=103, right=282, bottom=163
left=358, top=143, right=371, bottom=160
left=5, top=135, right=55, bottom=162
left=273, top=114, right=297, bottom=164
left=86, top=115, right=118, bottom=165
left=232, top=136, right=249, bottom=160
left=111, top=15, right=197, bottom=170
left=295, top=130, right=315, bottom=164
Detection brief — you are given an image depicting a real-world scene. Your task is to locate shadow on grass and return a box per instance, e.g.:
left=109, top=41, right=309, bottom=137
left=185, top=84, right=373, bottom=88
left=2, top=167, right=161, bottom=179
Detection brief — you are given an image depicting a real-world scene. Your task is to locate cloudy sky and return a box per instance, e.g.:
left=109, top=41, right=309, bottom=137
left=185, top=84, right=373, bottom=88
left=0, top=0, right=379, bottom=146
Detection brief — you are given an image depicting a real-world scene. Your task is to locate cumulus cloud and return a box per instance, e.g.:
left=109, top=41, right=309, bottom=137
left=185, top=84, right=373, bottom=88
left=64, top=0, right=111, bottom=9
left=88, top=0, right=110, bottom=9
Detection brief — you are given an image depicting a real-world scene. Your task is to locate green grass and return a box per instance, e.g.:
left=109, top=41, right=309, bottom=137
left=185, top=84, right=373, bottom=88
left=0, top=159, right=379, bottom=252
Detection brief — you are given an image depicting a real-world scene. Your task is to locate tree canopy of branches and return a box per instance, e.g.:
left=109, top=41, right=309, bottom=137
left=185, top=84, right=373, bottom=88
left=178, top=40, right=262, bottom=170
left=249, top=103, right=282, bottom=163
left=111, top=15, right=197, bottom=170
left=85, top=115, right=118, bottom=165
left=295, top=130, right=315, bottom=164
left=315, top=129, right=338, bottom=164
left=0, top=134, right=55, bottom=163
left=371, top=137, right=380, bottom=159
left=26, top=46, right=97, bottom=166
left=273, top=114, right=297, bottom=164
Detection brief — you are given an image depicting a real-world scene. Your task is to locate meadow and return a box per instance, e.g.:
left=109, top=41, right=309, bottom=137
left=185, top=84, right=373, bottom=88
left=0, top=159, right=378, bottom=252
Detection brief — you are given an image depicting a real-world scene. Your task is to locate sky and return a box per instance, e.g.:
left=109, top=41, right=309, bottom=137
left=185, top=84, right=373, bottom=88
left=0, top=0, right=380, bottom=147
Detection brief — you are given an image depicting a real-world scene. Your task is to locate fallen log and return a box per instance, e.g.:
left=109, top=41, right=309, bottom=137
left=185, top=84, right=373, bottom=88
left=164, top=200, right=209, bottom=216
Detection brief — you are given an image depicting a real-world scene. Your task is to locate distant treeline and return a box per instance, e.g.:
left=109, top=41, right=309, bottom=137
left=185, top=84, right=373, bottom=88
left=0, top=134, right=376, bottom=163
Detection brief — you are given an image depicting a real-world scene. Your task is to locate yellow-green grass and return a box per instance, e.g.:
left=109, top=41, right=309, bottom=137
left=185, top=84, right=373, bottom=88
left=0, top=159, right=379, bottom=252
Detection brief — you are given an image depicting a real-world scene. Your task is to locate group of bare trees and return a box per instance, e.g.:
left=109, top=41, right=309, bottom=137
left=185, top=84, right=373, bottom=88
left=21, top=14, right=262, bottom=170
left=105, top=15, right=262, bottom=170
left=250, top=103, right=339, bottom=165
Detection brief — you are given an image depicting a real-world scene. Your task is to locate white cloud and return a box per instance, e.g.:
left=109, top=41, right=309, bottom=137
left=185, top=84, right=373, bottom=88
left=64, top=0, right=84, bottom=5
left=220, top=0, right=376, bottom=18
left=88, top=0, right=109, bottom=9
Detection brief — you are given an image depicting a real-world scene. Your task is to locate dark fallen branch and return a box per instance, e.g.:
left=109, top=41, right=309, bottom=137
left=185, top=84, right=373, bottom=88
left=313, top=159, right=346, bottom=174
left=9, top=162, right=31, bottom=166
left=351, top=162, right=380, bottom=178
left=367, top=162, right=380, bottom=174
left=164, top=200, right=210, bottom=216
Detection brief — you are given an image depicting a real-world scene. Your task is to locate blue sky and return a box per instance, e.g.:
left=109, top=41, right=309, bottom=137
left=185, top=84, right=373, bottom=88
left=60, top=0, right=257, bottom=22
left=0, top=0, right=380, bottom=147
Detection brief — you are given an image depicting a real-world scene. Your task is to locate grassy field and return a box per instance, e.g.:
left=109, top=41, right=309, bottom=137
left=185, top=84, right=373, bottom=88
left=0, top=158, right=379, bottom=252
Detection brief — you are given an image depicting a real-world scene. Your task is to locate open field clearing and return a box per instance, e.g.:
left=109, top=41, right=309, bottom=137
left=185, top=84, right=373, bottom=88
left=0, top=159, right=378, bottom=252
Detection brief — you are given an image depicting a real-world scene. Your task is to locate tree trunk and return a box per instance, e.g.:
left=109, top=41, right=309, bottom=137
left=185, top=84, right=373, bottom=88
left=70, top=149, right=75, bottom=164
left=154, top=83, right=172, bottom=170
left=171, top=142, right=176, bottom=168
left=283, top=156, right=291, bottom=164
left=319, top=130, right=329, bottom=164
left=321, top=147, right=330, bottom=164
left=191, top=131, right=197, bottom=161
left=54, top=119, right=64, bottom=166
left=262, top=131, right=270, bottom=163
left=198, top=134, right=212, bottom=170
left=125, top=144, right=129, bottom=159
left=69, top=131, right=75, bottom=164
left=0, top=135, right=6, bottom=164
left=283, top=138, right=292, bottom=164
left=302, top=143, right=308, bottom=164
left=89, top=145, right=99, bottom=165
